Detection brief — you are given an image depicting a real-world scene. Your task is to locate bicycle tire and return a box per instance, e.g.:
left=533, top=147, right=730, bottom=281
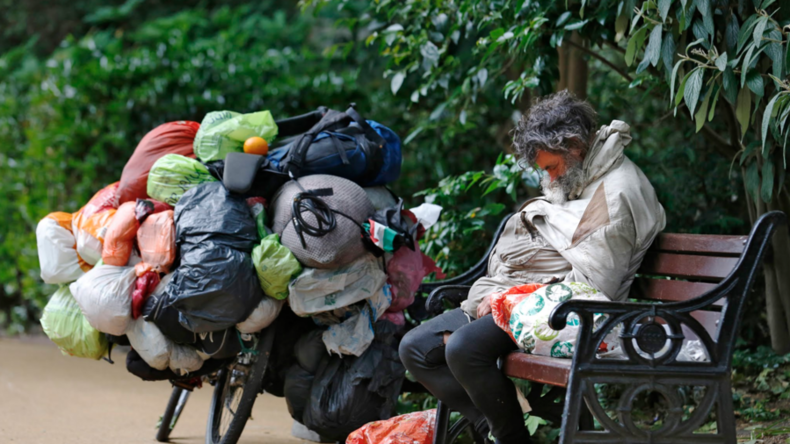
left=205, top=329, right=275, bottom=444
left=156, top=387, right=185, bottom=442
left=447, top=416, right=487, bottom=444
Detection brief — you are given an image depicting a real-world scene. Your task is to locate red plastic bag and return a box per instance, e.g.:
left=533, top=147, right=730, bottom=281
left=490, top=283, right=546, bottom=340
left=386, top=242, right=445, bottom=313
left=347, top=409, right=436, bottom=444
left=102, top=202, right=140, bottom=266
left=136, top=210, right=176, bottom=274
left=131, top=271, right=161, bottom=319
left=72, top=183, right=120, bottom=265
left=116, top=121, right=200, bottom=204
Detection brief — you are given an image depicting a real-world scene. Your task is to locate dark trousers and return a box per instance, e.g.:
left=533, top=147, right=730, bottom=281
left=399, top=309, right=530, bottom=444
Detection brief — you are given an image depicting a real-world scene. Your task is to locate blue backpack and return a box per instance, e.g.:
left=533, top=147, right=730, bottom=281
left=268, top=105, right=401, bottom=187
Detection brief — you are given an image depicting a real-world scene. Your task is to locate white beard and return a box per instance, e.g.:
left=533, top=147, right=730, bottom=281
left=540, top=161, right=585, bottom=205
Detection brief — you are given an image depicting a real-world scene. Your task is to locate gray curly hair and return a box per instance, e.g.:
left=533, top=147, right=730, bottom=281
left=512, top=90, right=598, bottom=168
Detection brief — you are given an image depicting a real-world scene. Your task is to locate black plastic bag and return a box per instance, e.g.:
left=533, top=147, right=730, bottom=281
left=284, top=363, right=315, bottom=421
left=164, top=241, right=263, bottom=333
left=173, top=181, right=258, bottom=252
left=161, top=182, right=263, bottom=333
left=302, top=321, right=405, bottom=441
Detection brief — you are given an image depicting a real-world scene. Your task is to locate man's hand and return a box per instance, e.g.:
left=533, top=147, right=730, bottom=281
left=477, top=294, right=492, bottom=318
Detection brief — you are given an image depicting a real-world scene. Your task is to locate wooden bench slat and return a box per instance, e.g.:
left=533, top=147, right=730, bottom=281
left=502, top=353, right=571, bottom=387
left=651, top=233, right=747, bottom=256
left=639, top=252, right=738, bottom=281
left=630, top=278, right=721, bottom=305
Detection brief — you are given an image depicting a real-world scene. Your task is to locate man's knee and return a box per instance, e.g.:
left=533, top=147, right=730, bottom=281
left=445, top=328, right=475, bottom=381
left=399, top=325, right=429, bottom=371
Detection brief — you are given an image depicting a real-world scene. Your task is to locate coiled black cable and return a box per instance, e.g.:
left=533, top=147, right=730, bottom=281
left=290, top=184, right=370, bottom=250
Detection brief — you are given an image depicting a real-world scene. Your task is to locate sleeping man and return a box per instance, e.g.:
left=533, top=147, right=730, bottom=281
left=399, top=91, right=666, bottom=444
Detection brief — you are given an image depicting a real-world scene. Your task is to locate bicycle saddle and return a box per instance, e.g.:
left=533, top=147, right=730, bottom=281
left=223, top=152, right=266, bottom=194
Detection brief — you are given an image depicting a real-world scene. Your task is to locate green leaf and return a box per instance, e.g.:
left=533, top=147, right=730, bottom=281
left=786, top=39, right=790, bottom=72
left=762, top=94, right=780, bottom=152
left=658, top=0, right=672, bottom=22
left=745, top=160, right=760, bottom=202
left=715, top=52, right=728, bottom=71
left=708, top=84, right=721, bottom=121
left=741, top=43, right=756, bottom=87
left=525, top=415, right=546, bottom=436
left=736, top=14, right=760, bottom=53
left=723, top=68, right=738, bottom=104
left=565, top=20, right=590, bottom=31
left=762, top=154, right=774, bottom=203
left=625, top=27, right=647, bottom=66
left=752, top=16, right=769, bottom=47
left=477, top=68, right=488, bottom=86
left=615, top=13, right=629, bottom=42
left=745, top=71, right=764, bottom=97
left=556, top=12, right=572, bottom=27
left=675, top=69, right=693, bottom=107
left=391, top=72, right=405, bottom=94
left=725, top=13, right=740, bottom=52
left=736, top=86, right=752, bottom=138
left=661, top=33, right=676, bottom=71
left=695, top=87, right=713, bottom=132
left=646, top=25, right=663, bottom=67
left=684, top=68, right=704, bottom=115
left=670, top=60, right=683, bottom=106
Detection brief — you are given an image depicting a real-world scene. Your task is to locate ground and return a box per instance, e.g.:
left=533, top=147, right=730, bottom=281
left=0, top=336, right=307, bottom=444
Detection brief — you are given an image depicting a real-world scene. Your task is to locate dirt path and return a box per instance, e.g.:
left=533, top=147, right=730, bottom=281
left=0, top=336, right=308, bottom=444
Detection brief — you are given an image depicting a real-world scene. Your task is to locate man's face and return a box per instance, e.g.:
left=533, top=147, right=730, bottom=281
left=535, top=149, right=585, bottom=204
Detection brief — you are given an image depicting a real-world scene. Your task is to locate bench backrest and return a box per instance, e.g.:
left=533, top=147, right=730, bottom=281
left=630, top=233, right=748, bottom=337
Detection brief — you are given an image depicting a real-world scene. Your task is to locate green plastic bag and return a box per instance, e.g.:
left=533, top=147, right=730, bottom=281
left=147, top=154, right=218, bottom=205
left=252, top=234, right=302, bottom=300
left=193, top=110, right=278, bottom=162
left=40, top=286, right=108, bottom=360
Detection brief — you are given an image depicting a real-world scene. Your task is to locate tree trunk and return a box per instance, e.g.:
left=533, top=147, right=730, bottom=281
left=557, top=31, right=588, bottom=99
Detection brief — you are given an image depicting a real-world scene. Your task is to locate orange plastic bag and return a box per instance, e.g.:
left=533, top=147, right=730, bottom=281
left=346, top=409, right=436, bottom=444
left=102, top=202, right=140, bottom=266
left=137, top=210, right=176, bottom=274
left=490, top=283, right=546, bottom=340
left=72, top=183, right=120, bottom=265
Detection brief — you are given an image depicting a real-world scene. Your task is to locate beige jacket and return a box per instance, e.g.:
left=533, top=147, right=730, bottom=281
left=462, top=120, right=666, bottom=317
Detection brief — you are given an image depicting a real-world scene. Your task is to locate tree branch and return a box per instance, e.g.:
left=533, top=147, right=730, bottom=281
left=563, top=39, right=634, bottom=84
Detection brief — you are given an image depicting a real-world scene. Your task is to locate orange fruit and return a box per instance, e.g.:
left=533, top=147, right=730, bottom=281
left=243, top=136, right=269, bottom=155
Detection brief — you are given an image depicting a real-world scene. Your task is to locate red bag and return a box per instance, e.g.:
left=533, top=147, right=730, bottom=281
left=116, top=121, right=200, bottom=204
left=347, top=409, right=436, bottom=444
left=490, top=283, right=546, bottom=340
left=131, top=271, right=161, bottom=319
left=102, top=201, right=139, bottom=266
left=386, top=241, right=446, bottom=313
left=136, top=210, right=176, bottom=274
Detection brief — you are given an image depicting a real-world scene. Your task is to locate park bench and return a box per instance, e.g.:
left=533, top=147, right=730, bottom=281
left=417, top=210, right=787, bottom=444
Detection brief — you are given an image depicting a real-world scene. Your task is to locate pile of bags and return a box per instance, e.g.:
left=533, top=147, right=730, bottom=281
left=36, top=106, right=446, bottom=437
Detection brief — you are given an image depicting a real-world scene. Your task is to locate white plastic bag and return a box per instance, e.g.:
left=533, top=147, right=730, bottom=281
left=321, top=284, right=392, bottom=356
left=169, top=345, right=204, bottom=376
left=236, top=296, right=285, bottom=333
left=69, top=265, right=136, bottom=335
left=36, top=214, right=85, bottom=284
left=288, top=254, right=387, bottom=317
left=126, top=317, right=172, bottom=370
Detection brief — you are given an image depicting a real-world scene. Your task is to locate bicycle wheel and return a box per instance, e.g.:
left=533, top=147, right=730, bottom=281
left=447, top=416, right=488, bottom=444
left=156, top=387, right=190, bottom=442
left=205, top=328, right=275, bottom=444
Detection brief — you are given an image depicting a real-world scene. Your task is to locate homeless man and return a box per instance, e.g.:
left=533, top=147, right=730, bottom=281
left=399, top=91, right=666, bottom=444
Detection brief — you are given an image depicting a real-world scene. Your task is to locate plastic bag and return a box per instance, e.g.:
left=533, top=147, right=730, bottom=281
left=102, top=202, right=139, bottom=266
left=136, top=210, right=176, bottom=274
left=246, top=197, right=269, bottom=240
left=505, top=282, right=621, bottom=358
left=134, top=198, right=172, bottom=222
left=169, top=344, right=204, bottom=376
left=193, top=110, right=278, bottom=163
left=288, top=254, right=387, bottom=317
left=386, top=241, right=445, bottom=313
left=132, top=271, right=161, bottom=320
left=146, top=154, right=218, bottom=206
left=69, top=265, right=137, bottom=335
left=322, top=283, right=391, bottom=356
left=347, top=409, right=436, bottom=444
left=236, top=296, right=285, bottom=333
left=490, top=283, right=547, bottom=339
left=126, top=317, right=171, bottom=370
left=40, top=286, right=108, bottom=360
left=284, top=364, right=317, bottom=422
left=303, top=322, right=406, bottom=441
left=73, top=183, right=120, bottom=265
left=252, top=233, right=302, bottom=300
left=117, top=121, right=201, bottom=204
left=36, top=212, right=88, bottom=284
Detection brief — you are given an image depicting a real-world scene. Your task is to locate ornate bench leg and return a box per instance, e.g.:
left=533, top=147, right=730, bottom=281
left=433, top=400, right=451, bottom=444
